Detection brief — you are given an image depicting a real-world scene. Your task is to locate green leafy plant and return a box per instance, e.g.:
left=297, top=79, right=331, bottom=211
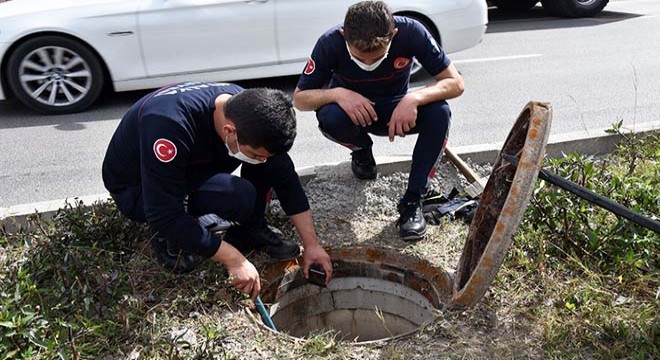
left=1, top=200, right=238, bottom=359
left=521, top=127, right=659, bottom=277
left=508, top=128, right=659, bottom=358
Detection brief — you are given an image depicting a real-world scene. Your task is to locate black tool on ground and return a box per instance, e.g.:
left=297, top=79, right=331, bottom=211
left=307, top=264, right=327, bottom=287
left=502, top=154, right=660, bottom=234
left=422, top=188, right=479, bottom=225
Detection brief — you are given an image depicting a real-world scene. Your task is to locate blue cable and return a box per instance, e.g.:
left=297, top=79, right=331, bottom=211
left=255, top=295, right=277, bottom=331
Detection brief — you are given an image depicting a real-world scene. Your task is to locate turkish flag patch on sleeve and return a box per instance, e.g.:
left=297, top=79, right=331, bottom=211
left=394, top=57, right=411, bottom=69
left=304, top=58, right=316, bottom=75
left=153, top=138, right=177, bottom=163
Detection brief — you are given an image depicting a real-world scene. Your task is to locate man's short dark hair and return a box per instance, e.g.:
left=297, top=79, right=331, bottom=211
left=343, top=1, right=394, bottom=52
left=224, top=88, right=296, bottom=155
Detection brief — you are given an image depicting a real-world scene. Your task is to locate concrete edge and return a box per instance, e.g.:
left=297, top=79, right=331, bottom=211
left=2, top=120, right=658, bottom=231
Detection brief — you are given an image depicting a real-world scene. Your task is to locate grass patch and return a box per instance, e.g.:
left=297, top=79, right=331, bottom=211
left=1, top=126, right=657, bottom=359
left=1, top=201, right=244, bottom=359
left=499, top=126, right=659, bottom=359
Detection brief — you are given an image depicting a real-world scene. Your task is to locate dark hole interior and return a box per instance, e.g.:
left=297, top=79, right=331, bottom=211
left=262, top=255, right=452, bottom=343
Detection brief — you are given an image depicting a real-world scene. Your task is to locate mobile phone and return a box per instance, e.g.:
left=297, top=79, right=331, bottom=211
left=308, top=265, right=326, bottom=287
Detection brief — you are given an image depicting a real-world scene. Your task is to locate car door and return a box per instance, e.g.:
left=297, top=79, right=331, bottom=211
left=138, top=0, right=277, bottom=77
left=275, top=0, right=351, bottom=64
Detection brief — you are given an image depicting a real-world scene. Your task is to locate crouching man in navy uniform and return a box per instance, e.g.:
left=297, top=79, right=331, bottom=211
left=102, top=82, right=332, bottom=299
left=293, top=1, right=464, bottom=241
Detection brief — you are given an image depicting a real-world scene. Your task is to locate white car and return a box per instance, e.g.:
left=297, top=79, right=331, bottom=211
left=0, top=0, right=487, bottom=114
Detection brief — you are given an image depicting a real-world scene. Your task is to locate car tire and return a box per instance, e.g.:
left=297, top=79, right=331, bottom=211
left=540, top=0, right=609, bottom=17
left=491, top=0, right=539, bottom=10
left=539, top=0, right=562, bottom=15
left=6, top=35, right=105, bottom=114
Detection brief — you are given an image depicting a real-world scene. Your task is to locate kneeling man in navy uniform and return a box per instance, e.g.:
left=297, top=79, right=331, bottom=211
left=103, top=82, right=332, bottom=299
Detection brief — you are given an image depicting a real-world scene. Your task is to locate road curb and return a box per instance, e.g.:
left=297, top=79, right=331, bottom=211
left=2, top=121, right=658, bottom=232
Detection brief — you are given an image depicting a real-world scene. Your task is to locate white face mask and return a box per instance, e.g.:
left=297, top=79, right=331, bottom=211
left=346, top=42, right=390, bottom=72
left=225, top=134, right=266, bottom=165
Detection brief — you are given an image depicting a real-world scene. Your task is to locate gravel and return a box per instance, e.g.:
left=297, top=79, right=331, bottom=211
left=251, top=158, right=545, bottom=359
left=269, top=159, right=485, bottom=273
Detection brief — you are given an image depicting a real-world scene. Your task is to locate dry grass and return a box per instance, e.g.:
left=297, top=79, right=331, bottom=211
left=1, top=147, right=657, bottom=359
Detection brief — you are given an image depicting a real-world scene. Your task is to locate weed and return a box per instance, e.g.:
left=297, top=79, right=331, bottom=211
left=0, top=200, right=240, bottom=359
left=511, top=128, right=659, bottom=359
left=522, top=128, right=659, bottom=278
left=1, top=128, right=657, bottom=359
left=301, top=329, right=339, bottom=357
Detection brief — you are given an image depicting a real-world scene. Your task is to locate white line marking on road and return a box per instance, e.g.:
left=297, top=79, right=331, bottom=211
left=454, top=54, right=543, bottom=64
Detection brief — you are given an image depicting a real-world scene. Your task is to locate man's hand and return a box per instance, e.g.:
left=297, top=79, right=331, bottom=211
left=302, top=243, right=333, bottom=286
left=212, top=241, right=261, bottom=300
left=335, top=88, right=378, bottom=127
left=226, top=257, right=261, bottom=300
left=388, top=94, right=419, bottom=142
left=289, top=210, right=333, bottom=286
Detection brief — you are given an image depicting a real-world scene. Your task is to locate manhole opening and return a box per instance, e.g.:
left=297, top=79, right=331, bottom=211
left=261, top=248, right=453, bottom=343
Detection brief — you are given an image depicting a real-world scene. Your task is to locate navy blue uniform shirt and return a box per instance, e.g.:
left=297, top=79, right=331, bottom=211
left=297, top=16, right=451, bottom=97
left=103, top=82, right=245, bottom=258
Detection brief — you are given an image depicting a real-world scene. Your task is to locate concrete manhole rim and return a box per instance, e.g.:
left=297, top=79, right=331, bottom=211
left=245, top=307, right=439, bottom=346
left=260, top=246, right=455, bottom=307
left=257, top=245, right=452, bottom=344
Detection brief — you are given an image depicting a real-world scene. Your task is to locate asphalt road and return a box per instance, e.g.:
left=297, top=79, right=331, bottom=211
left=1, top=0, right=659, bottom=208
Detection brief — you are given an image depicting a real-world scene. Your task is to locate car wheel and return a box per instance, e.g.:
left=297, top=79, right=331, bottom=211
left=491, top=0, right=539, bottom=10
left=540, top=0, right=609, bottom=17
left=6, top=35, right=104, bottom=114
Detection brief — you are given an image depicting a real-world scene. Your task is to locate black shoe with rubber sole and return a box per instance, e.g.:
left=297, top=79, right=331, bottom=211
left=224, top=225, right=301, bottom=261
left=351, top=147, right=377, bottom=180
left=397, top=198, right=427, bottom=241
left=150, top=236, right=206, bottom=274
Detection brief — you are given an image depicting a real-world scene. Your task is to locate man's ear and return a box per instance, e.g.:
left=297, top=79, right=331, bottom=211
left=339, top=27, right=345, bottom=38
left=392, top=28, right=398, bottom=39
left=222, top=123, right=237, bottom=138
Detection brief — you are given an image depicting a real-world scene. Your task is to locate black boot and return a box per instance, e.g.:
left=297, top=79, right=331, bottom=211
left=351, top=147, right=377, bottom=180
left=150, top=235, right=206, bottom=274
left=224, top=224, right=301, bottom=261
left=397, top=195, right=427, bottom=241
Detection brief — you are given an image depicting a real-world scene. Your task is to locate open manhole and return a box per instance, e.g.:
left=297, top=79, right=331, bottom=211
left=258, top=102, right=553, bottom=342
left=260, top=247, right=453, bottom=343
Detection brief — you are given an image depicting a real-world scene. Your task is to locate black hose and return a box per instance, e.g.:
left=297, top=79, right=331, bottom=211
left=502, top=154, right=660, bottom=234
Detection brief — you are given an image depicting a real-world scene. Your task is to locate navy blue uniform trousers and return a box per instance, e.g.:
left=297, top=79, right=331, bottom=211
left=111, top=154, right=304, bottom=247
left=316, top=97, right=451, bottom=196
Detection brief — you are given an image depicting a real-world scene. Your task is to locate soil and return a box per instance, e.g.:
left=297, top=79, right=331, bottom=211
left=213, top=159, right=546, bottom=359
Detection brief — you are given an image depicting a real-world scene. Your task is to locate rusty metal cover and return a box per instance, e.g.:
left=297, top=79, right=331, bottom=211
left=449, top=102, right=552, bottom=309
